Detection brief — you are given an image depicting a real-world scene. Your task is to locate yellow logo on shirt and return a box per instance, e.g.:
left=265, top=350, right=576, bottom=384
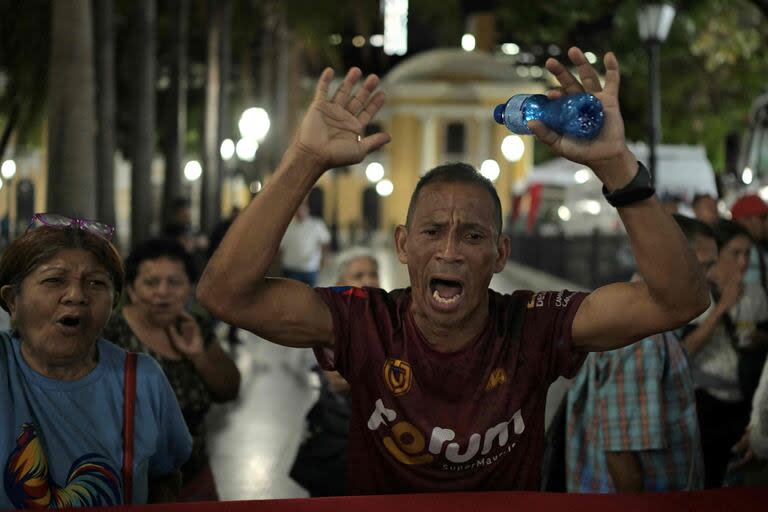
left=485, top=368, right=507, bottom=392
left=383, top=358, right=413, bottom=396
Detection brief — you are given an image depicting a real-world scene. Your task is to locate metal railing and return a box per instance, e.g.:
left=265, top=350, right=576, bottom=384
left=507, top=230, right=636, bottom=290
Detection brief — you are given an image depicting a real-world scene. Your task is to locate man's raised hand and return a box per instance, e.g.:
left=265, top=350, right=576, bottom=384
left=528, top=47, right=634, bottom=189
left=293, top=67, right=391, bottom=172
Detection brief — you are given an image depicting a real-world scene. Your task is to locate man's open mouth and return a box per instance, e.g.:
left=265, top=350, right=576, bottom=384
left=429, top=277, right=464, bottom=305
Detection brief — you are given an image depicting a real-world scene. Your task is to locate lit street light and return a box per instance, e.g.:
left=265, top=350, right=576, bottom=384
left=501, top=135, right=525, bottom=162
left=365, top=162, right=385, bottom=183
left=220, top=139, right=236, bottom=161
left=184, top=160, right=203, bottom=182
left=235, top=138, right=258, bottom=162
left=1, top=160, right=16, bottom=180
left=238, top=107, right=270, bottom=142
left=480, top=159, right=500, bottom=182
left=376, top=179, right=394, bottom=197
left=638, top=3, right=676, bottom=185
left=461, top=34, right=476, bottom=52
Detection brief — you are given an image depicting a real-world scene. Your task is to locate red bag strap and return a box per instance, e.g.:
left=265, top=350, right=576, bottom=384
left=122, top=352, right=137, bottom=505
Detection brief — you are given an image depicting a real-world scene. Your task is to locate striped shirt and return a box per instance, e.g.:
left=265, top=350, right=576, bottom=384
left=566, top=332, right=704, bottom=492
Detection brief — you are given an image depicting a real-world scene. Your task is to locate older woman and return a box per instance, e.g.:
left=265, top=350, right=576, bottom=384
left=103, top=238, right=240, bottom=502
left=290, top=248, right=380, bottom=497
left=0, top=214, right=191, bottom=509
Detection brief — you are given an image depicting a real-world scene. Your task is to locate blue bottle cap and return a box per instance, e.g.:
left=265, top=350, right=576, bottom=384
left=493, top=104, right=506, bottom=125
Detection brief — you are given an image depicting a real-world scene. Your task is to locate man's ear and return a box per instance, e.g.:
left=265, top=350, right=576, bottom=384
left=394, top=225, right=409, bottom=264
left=494, top=234, right=511, bottom=273
left=0, top=285, right=18, bottom=317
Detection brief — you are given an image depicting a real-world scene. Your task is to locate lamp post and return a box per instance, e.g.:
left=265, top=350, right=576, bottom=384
left=637, top=4, right=676, bottom=186
left=184, top=160, right=203, bottom=230
left=1, top=160, right=16, bottom=240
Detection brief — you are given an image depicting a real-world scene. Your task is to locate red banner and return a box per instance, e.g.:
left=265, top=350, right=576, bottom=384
left=65, top=487, right=768, bottom=512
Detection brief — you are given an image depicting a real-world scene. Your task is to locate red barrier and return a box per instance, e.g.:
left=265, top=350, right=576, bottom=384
left=61, top=487, right=768, bottom=512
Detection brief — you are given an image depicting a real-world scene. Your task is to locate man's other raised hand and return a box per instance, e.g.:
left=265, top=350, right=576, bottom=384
left=293, top=67, right=391, bottom=173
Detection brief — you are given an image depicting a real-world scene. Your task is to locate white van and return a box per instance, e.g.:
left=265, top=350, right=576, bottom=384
left=510, top=142, right=717, bottom=236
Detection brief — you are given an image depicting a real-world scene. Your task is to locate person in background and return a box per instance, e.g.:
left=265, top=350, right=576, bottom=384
left=207, top=207, right=241, bottom=261
left=0, top=216, right=191, bottom=507
left=279, top=199, right=330, bottom=287
left=681, top=219, right=768, bottom=487
left=728, top=353, right=768, bottom=486
left=290, top=248, right=380, bottom=496
left=566, top=214, right=709, bottom=493
left=752, top=360, right=768, bottom=458
left=103, top=238, right=240, bottom=502
left=335, top=247, right=380, bottom=290
left=659, top=192, right=683, bottom=216
left=730, top=194, right=768, bottom=293
left=693, top=193, right=720, bottom=227
left=163, top=197, right=209, bottom=271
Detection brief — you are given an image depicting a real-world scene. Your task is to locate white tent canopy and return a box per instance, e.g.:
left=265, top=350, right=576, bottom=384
left=526, top=142, right=718, bottom=200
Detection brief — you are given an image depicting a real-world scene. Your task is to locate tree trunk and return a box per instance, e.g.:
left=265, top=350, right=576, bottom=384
left=47, top=0, right=97, bottom=218
left=218, top=0, right=233, bottom=212
left=258, top=0, right=278, bottom=177
left=274, top=7, right=291, bottom=158
left=162, top=0, right=189, bottom=227
left=201, top=0, right=231, bottom=233
left=93, top=0, right=116, bottom=227
left=129, top=0, right=156, bottom=246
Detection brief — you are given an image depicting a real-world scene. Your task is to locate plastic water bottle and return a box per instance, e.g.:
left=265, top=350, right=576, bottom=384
left=493, top=93, right=605, bottom=139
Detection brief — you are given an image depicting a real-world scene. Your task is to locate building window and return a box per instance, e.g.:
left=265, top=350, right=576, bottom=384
left=445, top=122, right=465, bottom=155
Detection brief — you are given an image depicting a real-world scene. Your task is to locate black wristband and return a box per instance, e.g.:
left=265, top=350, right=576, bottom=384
left=601, top=161, right=655, bottom=208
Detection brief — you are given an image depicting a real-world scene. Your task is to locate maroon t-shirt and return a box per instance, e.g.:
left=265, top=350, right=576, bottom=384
left=313, top=286, right=587, bottom=495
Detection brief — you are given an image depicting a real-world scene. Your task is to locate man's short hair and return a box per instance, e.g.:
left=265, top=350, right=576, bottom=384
left=692, top=193, right=716, bottom=208
left=713, top=218, right=753, bottom=248
left=672, top=214, right=716, bottom=245
left=406, top=162, right=502, bottom=236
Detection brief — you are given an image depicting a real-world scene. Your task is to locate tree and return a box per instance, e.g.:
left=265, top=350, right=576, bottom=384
left=47, top=0, right=97, bottom=218
left=128, top=0, right=157, bottom=245
left=93, top=0, right=117, bottom=227
left=161, top=0, right=190, bottom=227
left=201, top=0, right=232, bottom=233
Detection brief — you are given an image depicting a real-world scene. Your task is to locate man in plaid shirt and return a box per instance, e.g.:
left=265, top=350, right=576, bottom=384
left=566, top=215, right=711, bottom=492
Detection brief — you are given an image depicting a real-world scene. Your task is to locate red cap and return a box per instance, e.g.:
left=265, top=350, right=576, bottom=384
left=731, top=194, right=768, bottom=220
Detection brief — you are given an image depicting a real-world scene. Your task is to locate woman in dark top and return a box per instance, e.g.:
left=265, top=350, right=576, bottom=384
left=104, top=238, right=240, bottom=501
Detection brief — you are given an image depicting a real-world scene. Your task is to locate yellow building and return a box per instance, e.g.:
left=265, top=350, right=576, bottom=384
left=317, top=48, right=546, bottom=239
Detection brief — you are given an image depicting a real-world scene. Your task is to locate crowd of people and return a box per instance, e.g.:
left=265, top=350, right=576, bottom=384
left=1, top=45, right=767, bottom=509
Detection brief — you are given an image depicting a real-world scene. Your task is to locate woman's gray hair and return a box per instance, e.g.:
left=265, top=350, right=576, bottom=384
left=335, top=247, right=379, bottom=282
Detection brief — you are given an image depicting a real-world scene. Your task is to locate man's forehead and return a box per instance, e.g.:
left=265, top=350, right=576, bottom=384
left=413, top=182, right=496, bottom=220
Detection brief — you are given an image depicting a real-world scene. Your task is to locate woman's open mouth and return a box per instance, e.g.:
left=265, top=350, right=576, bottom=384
left=56, top=315, right=84, bottom=334
left=429, top=277, right=464, bottom=308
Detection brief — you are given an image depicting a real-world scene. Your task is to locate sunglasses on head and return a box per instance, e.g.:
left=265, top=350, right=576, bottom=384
left=27, top=213, right=116, bottom=240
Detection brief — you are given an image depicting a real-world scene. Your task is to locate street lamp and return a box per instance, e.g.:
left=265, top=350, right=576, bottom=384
left=184, top=160, right=203, bottom=229
left=1, top=159, right=16, bottom=240
left=501, top=135, right=525, bottom=162
left=238, top=107, right=270, bottom=142
left=637, top=3, right=676, bottom=185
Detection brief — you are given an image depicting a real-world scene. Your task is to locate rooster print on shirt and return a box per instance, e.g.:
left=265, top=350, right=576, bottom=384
left=4, top=423, right=122, bottom=508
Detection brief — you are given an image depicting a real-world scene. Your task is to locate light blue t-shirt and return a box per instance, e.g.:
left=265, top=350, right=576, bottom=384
left=745, top=246, right=764, bottom=287
left=0, top=332, right=192, bottom=508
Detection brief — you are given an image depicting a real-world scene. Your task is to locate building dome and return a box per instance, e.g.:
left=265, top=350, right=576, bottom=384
left=384, top=48, right=526, bottom=85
